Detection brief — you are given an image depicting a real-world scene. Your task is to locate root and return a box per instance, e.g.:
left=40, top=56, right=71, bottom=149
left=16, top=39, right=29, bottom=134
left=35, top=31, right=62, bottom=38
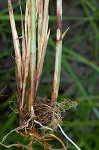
left=0, top=97, right=81, bottom=150
left=34, top=119, right=53, bottom=131
left=1, top=118, right=32, bottom=143
left=0, top=142, right=28, bottom=149
left=58, top=124, right=81, bottom=150
left=46, top=134, right=67, bottom=150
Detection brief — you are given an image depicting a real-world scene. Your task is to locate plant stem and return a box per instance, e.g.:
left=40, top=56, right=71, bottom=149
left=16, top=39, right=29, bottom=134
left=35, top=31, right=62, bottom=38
left=8, top=0, right=22, bottom=112
left=28, top=0, right=36, bottom=113
left=37, top=0, right=43, bottom=48
left=36, top=0, right=50, bottom=94
left=50, top=0, right=62, bottom=107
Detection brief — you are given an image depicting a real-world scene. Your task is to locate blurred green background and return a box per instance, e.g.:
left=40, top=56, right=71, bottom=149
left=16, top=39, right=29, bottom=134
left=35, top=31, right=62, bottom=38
left=0, top=0, right=99, bottom=150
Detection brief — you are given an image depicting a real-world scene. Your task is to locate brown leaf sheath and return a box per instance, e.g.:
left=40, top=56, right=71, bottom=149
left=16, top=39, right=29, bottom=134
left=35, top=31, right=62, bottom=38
left=36, top=0, right=50, bottom=94
left=8, top=0, right=23, bottom=111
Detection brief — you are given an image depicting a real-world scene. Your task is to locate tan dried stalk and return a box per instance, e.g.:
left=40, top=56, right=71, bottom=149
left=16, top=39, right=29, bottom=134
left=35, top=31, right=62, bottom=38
left=19, top=0, right=32, bottom=113
left=51, top=0, right=62, bottom=107
left=36, top=0, right=50, bottom=94
left=8, top=0, right=31, bottom=112
left=37, top=0, right=43, bottom=47
left=25, top=0, right=28, bottom=45
left=19, top=0, right=31, bottom=111
left=8, top=0, right=22, bottom=93
left=19, top=0, right=26, bottom=68
left=19, top=0, right=27, bottom=109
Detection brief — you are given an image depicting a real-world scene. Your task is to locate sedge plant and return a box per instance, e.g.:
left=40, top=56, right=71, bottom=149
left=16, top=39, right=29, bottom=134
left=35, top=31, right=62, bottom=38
left=0, top=0, right=81, bottom=150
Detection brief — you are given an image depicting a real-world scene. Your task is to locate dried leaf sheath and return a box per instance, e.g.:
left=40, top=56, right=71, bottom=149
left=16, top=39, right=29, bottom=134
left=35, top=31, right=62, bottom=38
left=25, top=0, right=28, bottom=46
left=19, top=0, right=26, bottom=67
left=18, top=0, right=27, bottom=108
left=8, top=0, right=31, bottom=111
left=8, top=0, right=22, bottom=93
left=51, top=0, right=62, bottom=107
left=37, top=0, right=43, bottom=47
left=36, top=0, right=50, bottom=94
left=21, top=0, right=31, bottom=110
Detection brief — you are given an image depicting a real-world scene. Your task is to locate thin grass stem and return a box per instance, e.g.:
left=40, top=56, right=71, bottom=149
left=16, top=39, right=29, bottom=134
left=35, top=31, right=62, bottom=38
left=51, top=0, right=62, bottom=107
left=28, top=0, right=36, bottom=114
left=37, top=0, right=43, bottom=47
left=36, top=0, right=50, bottom=94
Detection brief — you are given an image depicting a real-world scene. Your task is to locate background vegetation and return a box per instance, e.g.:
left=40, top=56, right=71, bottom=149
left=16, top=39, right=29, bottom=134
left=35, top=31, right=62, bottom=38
left=0, top=0, right=99, bottom=149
